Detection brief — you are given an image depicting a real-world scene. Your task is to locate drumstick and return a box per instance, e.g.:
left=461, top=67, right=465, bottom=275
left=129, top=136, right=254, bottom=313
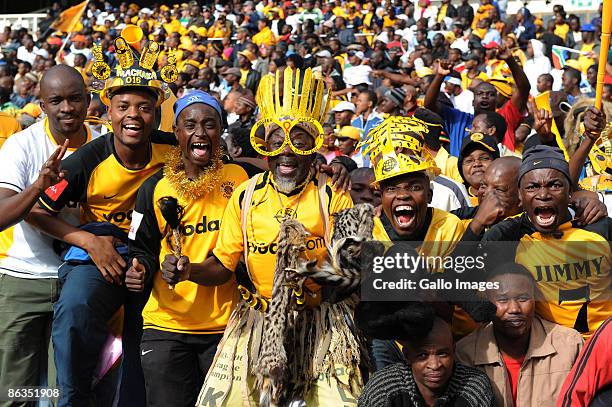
left=157, top=196, right=184, bottom=290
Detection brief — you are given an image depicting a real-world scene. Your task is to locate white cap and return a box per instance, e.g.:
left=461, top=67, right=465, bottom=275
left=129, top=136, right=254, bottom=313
left=316, top=49, right=332, bottom=58
left=375, top=33, right=389, bottom=44
left=140, top=7, right=152, bottom=15
left=350, top=50, right=365, bottom=60
left=331, top=101, right=356, bottom=113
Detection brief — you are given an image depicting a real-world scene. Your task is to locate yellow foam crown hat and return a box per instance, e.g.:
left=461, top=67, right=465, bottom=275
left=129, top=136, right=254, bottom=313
left=91, top=25, right=178, bottom=107
left=589, top=122, right=612, bottom=175
left=357, top=116, right=440, bottom=183
left=250, top=66, right=331, bottom=156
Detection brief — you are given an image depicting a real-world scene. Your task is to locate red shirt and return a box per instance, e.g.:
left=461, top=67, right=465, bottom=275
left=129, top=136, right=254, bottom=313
left=497, top=100, right=523, bottom=152
left=502, top=352, right=525, bottom=406
left=557, top=318, right=612, bottom=407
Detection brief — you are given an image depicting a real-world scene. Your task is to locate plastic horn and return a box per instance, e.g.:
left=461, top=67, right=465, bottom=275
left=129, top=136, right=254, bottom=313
left=157, top=196, right=184, bottom=290
left=595, top=0, right=611, bottom=110
left=121, top=24, right=144, bottom=53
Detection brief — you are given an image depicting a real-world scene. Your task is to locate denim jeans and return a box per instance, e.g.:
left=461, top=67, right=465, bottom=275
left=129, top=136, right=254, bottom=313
left=52, top=262, right=148, bottom=407
left=370, top=339, right=405, bottom=372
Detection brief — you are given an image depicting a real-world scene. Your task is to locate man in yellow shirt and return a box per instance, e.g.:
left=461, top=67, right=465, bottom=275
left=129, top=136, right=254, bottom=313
left=464, top=146, right=612, bottom=339
left=157, top=67, right=358, bottom=406
left=126, top=91, right=258, bottom=407
left=0, top=112, right=20, bottom=147
left=252, top=18, right=277, bottom=46
left=161, top=10, right=185, bottom=35
left=577, top=24, right=598, bottom=74
left=358, top=115, right=491, bottom=367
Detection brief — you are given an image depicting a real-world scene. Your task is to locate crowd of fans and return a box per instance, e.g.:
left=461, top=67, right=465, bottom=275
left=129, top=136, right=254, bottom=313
left=0, top=0, right=611, bottom=407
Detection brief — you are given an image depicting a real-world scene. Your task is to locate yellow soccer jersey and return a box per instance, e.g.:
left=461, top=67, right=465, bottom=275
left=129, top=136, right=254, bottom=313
left=129, top=163, right=255, bottom=334
left=39, top=131, right=176, bottom=232
left=213, top=171, right=354, bottom=298
left=478, top=213, right=612, bottom=338
left=373, top=208, right=475, bottom=336
left=372, top=207, right=466, bottom=260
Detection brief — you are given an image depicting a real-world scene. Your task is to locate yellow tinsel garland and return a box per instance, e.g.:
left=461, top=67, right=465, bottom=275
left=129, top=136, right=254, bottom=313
left=163, top=146, right=224, bottom=201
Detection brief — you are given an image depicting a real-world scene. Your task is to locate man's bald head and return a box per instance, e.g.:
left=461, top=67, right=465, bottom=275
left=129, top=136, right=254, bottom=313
left=488, top=156, right=521, bottom=176
left=40, top=64, right=89, bottom=138
left=40, top=64, right=86, bottom=99
left=479, top=156, right=522, bottom=217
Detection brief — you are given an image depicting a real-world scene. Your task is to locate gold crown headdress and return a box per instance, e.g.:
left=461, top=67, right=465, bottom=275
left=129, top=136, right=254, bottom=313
left=91, top=25, right=178, bottom=107
left=250, top=66, right=331, bottom=156
left=357, top=116, right=440, bottom=183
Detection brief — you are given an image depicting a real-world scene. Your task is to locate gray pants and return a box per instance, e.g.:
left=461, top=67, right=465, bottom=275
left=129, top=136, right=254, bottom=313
left=0, top=273, right=59, bottom=407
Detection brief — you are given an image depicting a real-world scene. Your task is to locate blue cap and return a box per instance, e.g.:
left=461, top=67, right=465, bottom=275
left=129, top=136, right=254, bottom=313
left=173, top=90, right=225, bottom=127
left=581, top=23, right=596, bottom=32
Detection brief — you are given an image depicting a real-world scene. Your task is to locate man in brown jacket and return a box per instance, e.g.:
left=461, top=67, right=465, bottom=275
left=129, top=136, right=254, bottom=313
left=456, top=263, right=584, bottom=407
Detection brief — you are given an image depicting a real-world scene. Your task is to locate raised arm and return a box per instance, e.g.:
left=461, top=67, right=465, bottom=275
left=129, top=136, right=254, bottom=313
left=497, top=45, right=531, bottom=111
left=568, top=106, right=607, bottom=189
left=424, top=60, right=453, bottom=113
left=0, top=139, right=68, bottom=231
left=372, top=70, right=419, bottom=86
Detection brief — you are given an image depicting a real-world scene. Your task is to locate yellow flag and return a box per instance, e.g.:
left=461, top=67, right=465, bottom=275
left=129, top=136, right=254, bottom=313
left=51, top=1, right=88, bottom=33
left=159, top=90, right=177, bottom=132
left=534, top=91, right=569, bottom=160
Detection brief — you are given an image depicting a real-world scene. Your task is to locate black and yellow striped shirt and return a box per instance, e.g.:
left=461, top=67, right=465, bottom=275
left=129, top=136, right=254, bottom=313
left=39, top=131, right=176, bottom=232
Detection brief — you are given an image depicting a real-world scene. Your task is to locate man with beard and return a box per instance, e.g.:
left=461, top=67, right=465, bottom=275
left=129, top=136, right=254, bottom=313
left=466, top=146, right=612, bottom=338
left=456, top=263, right=583, bottom=407
left=425, top=48, right=530, bottom=156
left=27, top=38, right=178, bottom=406
left=158, top=67, right=357, bottom=405
left=125, top=92, right=257, bottom=407
left=0, top=65, right=95, bottom=401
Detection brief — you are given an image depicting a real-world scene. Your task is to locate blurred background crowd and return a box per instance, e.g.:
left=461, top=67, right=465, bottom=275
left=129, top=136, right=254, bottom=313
left=0, top=0, right=609, bottom=159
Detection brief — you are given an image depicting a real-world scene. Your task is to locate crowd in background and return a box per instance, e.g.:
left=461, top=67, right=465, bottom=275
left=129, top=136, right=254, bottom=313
left=0, top=1, right=611, bottom=407
left=0, top=0, right=610, bottom=152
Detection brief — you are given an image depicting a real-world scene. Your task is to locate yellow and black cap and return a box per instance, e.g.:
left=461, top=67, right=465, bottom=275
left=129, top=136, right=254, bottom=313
left=458, top=132, right=500, bottom=181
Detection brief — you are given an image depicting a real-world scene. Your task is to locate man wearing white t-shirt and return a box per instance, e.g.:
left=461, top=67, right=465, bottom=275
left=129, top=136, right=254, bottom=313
left=16, top=36, right=41, bottom=65
left=0, top=65, right=94, bottom=395
left=343, top=50, right=373, bottom=87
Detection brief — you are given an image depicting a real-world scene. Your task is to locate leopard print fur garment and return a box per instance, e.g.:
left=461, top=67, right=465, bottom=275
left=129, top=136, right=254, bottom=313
left=296, top=203, right=375, bottom=295
left=254, top=219, right=308, bottom=407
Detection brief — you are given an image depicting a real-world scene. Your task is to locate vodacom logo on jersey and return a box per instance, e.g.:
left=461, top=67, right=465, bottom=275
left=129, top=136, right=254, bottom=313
left=102, top=210, right=133, bottom=224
